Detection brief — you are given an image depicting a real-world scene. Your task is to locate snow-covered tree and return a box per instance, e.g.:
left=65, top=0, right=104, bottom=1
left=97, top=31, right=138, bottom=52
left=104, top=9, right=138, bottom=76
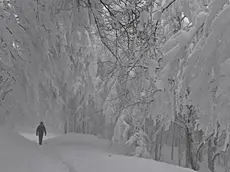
left=147, top=0, right=230, bottom=171
left=99, top=0, right=230, bottom=171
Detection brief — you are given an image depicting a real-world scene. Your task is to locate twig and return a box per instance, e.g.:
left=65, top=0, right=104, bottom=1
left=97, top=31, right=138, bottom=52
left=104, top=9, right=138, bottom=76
left=91, top=12, right=121, bottom=66
left=153, top=0, right=177, bottom=41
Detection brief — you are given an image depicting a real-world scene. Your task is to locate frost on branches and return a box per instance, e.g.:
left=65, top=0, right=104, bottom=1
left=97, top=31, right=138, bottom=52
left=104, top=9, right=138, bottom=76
left=0, top=0, right=100, bottom=128
left=112, top=108, right=151, bottom=159
left=148, top=0, right=230, bottom=157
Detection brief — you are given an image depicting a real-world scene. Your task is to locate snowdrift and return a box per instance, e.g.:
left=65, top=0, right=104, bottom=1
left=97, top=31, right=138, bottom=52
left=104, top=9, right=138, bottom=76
left=46, top=133, right=196, bottom=172
left=0, top=127, right=69, bottom=172
left=45, top=133, right=130, bottom=154
left=45, top=133, right=110, bottom=150
left=21, top=132, right=57, bottom=142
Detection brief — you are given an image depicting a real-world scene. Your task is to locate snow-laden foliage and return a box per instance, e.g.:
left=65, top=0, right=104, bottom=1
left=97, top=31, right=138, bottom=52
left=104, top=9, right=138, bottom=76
left=142, top=0, right=230, bottom=140
left=183, top=2, right=230, bottom=133
left=93, top=0, right=230, bottom=170
left=125, top=130, right=151, bottom=159
left=112, top=110, right=130, bottom=145
left=148, top=2, right=230, bottom=169
left=0, top=0, right=102, bottom=127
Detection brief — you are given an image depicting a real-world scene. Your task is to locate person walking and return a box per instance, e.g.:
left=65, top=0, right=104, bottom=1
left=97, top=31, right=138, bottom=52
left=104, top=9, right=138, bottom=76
left=36, top=121, right=47, bottom=145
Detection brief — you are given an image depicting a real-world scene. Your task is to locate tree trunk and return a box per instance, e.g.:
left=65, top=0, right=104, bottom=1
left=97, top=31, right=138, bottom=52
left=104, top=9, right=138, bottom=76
left=178, top=131, right=181, bottom=166
left=85, top=120, right=88, bottom=134
left=171, top=88, right=177, bottom=161
left=69, top=114, right=72, bottom=132
left=208, top=139, right=215, bottom=172
left=155, top=134, right=159, bottom=160
left=171, top=123, right=175, bottom=161
left=208, top=133, right=220, bottom=172
left=185, top=127, right=197, bottom=170
left=68, top=117, right=71, bottom=132
left=208, top=125, right=221, bottom=172
left=154, top=119, right=160, bottom=160
left=159, top=127, right=163, bottom=161
left=64, top=121, right=67, bottom=134
left=73, top=113, right=77, bottom=132
left=223, top=152, right=228, bottom=171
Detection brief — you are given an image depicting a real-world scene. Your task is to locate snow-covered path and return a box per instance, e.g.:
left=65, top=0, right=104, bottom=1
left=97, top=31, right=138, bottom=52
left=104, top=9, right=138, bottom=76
left=50, top=145, right=186, bottom=172
left=0, top=129, right=70, bottom=172
left=21, top=132, right=195, bottom=172
left=21, top=132, right=78, bottom=172
left=21, top=132, right=58, bottom=142
left=28, top=133, right=196, bottom=172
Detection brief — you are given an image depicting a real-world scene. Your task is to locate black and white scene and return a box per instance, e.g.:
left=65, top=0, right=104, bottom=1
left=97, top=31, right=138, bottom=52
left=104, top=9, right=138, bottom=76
left=0, top=0, right=228, bottom=172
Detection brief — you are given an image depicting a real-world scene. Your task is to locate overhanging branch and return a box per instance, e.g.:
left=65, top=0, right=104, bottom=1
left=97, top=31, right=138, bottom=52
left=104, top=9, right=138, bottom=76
left=153, top=0, right=177, bottom=41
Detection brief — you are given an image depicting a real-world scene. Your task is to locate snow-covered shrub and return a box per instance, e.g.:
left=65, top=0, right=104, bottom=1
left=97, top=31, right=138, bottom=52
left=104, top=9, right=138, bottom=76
left=125, top=130, right=151, bottom=159
left=112, top=112, right=131, bottom=147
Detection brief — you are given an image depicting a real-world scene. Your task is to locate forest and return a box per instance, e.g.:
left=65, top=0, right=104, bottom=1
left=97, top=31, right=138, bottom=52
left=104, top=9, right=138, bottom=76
left=0, top=0, right=230, bottom=172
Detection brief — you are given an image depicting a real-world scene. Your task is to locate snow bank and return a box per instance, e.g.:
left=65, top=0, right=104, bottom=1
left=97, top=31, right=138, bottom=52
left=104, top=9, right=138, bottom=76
left=46, top=133, right=196, bottom=172
left=21, top=132, right=58, bottom=142
left=45, top=133, right=110, bottom=150
left=74, top=152, right=196, bottom=172
left=0, top=127, right=69, bottom=172
left=45, top=133, right=127, bottom=155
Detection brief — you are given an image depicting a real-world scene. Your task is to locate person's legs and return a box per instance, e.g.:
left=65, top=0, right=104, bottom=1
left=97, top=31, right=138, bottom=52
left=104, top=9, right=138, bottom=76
left=38, top=135, right=43, bottom=145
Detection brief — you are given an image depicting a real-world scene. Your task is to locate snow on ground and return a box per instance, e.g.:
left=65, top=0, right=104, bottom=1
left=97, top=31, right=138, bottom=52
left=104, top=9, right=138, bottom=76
left=44, top=133, right=111, bottom=151
left=21, top=132, right=58, bottom=142
left=0, top=127, right=69, bottom=172
left=17, top=132, right=228, bottom=172
left=44, top=133, right=196, bottom=172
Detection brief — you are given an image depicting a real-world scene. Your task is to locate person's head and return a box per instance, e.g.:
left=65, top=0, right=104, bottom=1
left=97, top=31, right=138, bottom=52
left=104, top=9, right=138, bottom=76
left=40, top=121, right=43, bottom=125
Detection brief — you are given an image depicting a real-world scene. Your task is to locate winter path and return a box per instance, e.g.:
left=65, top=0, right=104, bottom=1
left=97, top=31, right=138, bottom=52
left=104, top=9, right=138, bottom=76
left=21, top=132, right=78, bottom=172
left=22, top=132, right=196, bottom=172
left=0, top=128, right=70, bottom=172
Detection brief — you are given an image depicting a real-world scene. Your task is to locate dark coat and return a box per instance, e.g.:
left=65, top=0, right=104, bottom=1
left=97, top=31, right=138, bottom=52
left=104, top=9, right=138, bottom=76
left=36, top=123, right=47, bottom=137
